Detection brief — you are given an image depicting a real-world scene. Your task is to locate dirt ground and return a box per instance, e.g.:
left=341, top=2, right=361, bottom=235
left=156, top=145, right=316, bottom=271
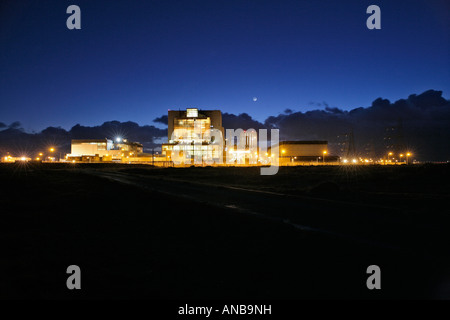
left=1, top=163, right=449, bottom=299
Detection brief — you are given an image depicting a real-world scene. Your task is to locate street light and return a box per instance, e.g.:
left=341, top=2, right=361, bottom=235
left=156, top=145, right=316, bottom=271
left=323, top=150, right=327, bottom=164
left=406, top=152, right=411, bottom=165
left=48, top=147, right=58, bottom=161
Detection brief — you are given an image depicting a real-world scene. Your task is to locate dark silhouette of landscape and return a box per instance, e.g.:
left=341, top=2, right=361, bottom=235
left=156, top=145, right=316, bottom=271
left=1, top=162, right=449, bottom=299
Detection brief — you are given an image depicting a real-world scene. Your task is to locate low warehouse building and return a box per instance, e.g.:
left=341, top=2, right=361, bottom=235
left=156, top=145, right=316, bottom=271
left=66, top=139, right=143, bottom=162
left=276, top=141, right=339, bottom=165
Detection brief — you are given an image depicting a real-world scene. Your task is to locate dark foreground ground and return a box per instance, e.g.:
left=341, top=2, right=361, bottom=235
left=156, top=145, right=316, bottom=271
left=0, top=162, right=450, bottom=299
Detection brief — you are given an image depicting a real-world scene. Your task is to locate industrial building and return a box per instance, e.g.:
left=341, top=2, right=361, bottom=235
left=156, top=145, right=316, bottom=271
left=1, top=155, right=32, bottom=163
left=275, top=141, right=338, bottom=165
left=162, top=108, right=225, bottom=165
left=162, top=108, right=265, bottom=165
left=161, top=108, right=337, bottom=166
left=62, top=109, right=337, bottom=166
left=66, top=138, right=144, bottom=162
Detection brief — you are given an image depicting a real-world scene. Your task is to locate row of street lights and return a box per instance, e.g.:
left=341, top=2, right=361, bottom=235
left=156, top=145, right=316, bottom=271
left=387, top=152, right=412, bottom=164
left=34, top=147, right=57, bottom=161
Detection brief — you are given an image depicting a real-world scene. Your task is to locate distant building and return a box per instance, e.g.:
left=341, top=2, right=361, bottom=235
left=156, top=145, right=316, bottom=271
left=115, top=140, right=143, bottom=155
left=162, top=108, right=224, bottom=164
left=70, top=139, right=114, bottom=156
left=167, top=108, right=224, bottom=141
left=275, top=141, right=339, bottom=164
left=1, top=155, right=32, bottom=163
left=67, top=138, right=143, bottom=162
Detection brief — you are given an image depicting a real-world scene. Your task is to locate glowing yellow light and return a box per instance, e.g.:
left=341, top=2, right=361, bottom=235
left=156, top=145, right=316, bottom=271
left=265, top=153, right=268, bottom=156
left=49, top=148, right=55, bottom=152
left=343, top=159, right=348, bottom=163
left=39, top=153, right=43, bottom=156
left=406, top=152, right=411, bottom=157
left=281, top=150, right=286, bottom=154
left=388, top=152, right=393, bottom=156
left=36, top=158, right=40, bottom=161
left=323, top=151, right=327, bottom=155
left=352, top=159, right=357, bottom=163
left=400, top=154, right=404, bottom=157
left=20, top=157, right=26, bottom=161
left=72, top=160, right=76, bottom=163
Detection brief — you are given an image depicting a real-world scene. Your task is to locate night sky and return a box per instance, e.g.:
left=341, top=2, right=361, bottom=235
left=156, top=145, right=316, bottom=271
left=1, top=0, right=449, bottom=132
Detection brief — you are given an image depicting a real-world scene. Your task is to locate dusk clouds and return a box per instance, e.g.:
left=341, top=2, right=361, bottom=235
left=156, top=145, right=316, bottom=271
left=1, top=90, right=449, bottom=160
left=262, top=90, right=450, bottom=160
left=225, top=90, right=450, bottom=160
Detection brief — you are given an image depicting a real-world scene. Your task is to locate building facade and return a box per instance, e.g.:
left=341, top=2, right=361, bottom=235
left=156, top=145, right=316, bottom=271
left=275, top=141, right=337, bottom=164
left=163, top=108, right=225, bottom=164
left=67, top=139, right=143, bottom=162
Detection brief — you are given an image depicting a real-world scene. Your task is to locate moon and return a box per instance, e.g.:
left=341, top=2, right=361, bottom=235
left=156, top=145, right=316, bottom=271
left=253, top=97, right=258, bottom=102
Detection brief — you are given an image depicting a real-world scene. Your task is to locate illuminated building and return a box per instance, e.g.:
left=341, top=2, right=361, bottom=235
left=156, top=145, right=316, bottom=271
left=70, top=139, right=114, bottom=156
left=225, top=129, right=259, bottom=165
left=115, top=140, right=143, bottom=154
left=274, top=141, right=338, bottom=165
left=162, top=108, right=225, bottom=165
left=1, top=155, right=32, bottom=163
left=67, top=138, right=143, bottom=162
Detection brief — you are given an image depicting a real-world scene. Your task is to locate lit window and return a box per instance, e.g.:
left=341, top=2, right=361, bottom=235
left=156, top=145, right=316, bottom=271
left=186, top=108, right=198, bottom=118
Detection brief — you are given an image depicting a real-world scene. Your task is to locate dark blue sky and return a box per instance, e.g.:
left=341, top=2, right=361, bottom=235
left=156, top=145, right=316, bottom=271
left=1, top=0, right=449, bottom=132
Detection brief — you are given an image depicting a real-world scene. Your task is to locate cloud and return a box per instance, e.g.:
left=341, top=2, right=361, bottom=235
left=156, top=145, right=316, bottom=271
left=153, top=115, right=168, bottom=125
left=325, top=107, right=344, bottom=114
left=69, top=121, right=167, bottom=149
left=9, top=121, right=22, bottom=129
left=222, top=112, right=266, bottom=131
left=308, top=101, right=329, bottom=108
left=0, top=122, right=6, bottom=129
left=267, top=90, right=450, bottom=160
